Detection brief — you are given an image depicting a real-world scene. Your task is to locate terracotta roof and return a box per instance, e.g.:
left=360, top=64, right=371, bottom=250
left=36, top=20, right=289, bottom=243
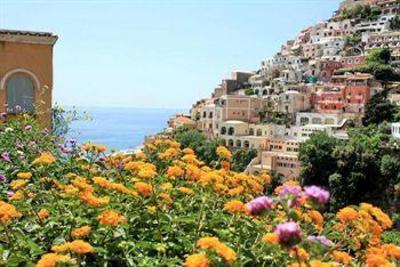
left=0, top=29, right=58, bottom=45
left=174, top=116, right=196, bottom=124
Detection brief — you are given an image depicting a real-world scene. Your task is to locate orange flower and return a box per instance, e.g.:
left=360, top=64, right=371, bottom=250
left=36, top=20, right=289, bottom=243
left=224, top=200, right=245, bottom=213
left=221, top=160, right=230, bottom=171
left=216, top=146, right=232, bottom=161
left=33, top=152, right=55, bottom=165
left=95, top=145, right=107, bottom=153
left=182, top=148, right=195, bottom=155
left=197, top=237, right=220, bottom=249
left=336, top=207, right=358, bottom=223
left=166, top=165, right=184, bottom=179
left=98, top=210, right=126, bottom=227
left=72, top=226, right=91, bottom=238
left=178, top=187, right=194, bottom=195
left=10, top=179, right=28, bottom=190
left=52, top=240, right=94, bottom=254
left=135, top=182, right=153, bottom=197
left=137, top=168, right=157, bottom=179
left=306, top=210, right=324, bottom=230
left=214, top=242, right=236, bottom=264
left=0, top=201, right=21, bottom=225
left=161, top=182, right=173, bottom=190
left=159, top=193, right=173, bottom=205
left=290, top=248, right=309, bottom=261
left=196, top=237, right=236, bottom=264
left=262, top=233, right=279, bottom=245
left=9, top=191, right=24, bottom=200
left=79, top=190, right=109, bottom=207
left=184, top=253, right=209, bottom=267
left=17, top=172, right=32, bottom=179
left=332, top=251, right=352, bottom=265
left=36, top=253, right=70, bottom=267
left=38, top=209, right=49, bottom=219
left=365, top=254, right=391, bottom=267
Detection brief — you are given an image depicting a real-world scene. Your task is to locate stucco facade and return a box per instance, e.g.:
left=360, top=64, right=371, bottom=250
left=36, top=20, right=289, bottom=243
left=0, top=29, right=57, bottom=128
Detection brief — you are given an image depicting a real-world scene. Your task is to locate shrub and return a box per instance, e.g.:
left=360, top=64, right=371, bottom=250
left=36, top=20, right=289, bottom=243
left=0, top=118, right=399, bottom=266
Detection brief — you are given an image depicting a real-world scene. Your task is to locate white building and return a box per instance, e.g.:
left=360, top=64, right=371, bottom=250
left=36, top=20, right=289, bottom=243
left=392, top=122, right=400, bottom=138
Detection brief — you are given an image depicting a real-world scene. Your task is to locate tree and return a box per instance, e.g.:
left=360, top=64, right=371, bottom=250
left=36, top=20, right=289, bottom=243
left=245, top=88, right=254, bottom=96
left=299, top=132, right=340, bottom=187
left=362, top=89, right=397, bottom=126
left=390, top=15, right=400, bottom=30
left=231, top=148, right=257, bottom=172
left=365, top=48, right=391, bottom=65
left=299, top=125, right=400, bottom=212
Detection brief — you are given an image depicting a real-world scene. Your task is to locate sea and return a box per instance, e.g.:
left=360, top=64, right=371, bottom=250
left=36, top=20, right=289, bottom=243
left=68, top=107, right=184, bottom=151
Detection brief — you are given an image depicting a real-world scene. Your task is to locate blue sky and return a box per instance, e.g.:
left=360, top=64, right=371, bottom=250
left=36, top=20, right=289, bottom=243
left=1, top=0, right=341, bottom=109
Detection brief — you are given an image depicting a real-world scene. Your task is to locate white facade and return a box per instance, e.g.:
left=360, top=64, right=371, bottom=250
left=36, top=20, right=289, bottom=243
left=392, top=122, right=400, bottom=139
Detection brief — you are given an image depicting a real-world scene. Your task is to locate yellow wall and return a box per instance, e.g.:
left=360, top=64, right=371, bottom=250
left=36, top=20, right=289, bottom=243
left=0, top=40, right=55, bottom=128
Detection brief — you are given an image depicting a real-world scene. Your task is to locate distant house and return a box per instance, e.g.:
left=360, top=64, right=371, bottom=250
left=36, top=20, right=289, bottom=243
left=0, top=29, right=58, bottom=128
left=168, top=114, right=196, bottom=130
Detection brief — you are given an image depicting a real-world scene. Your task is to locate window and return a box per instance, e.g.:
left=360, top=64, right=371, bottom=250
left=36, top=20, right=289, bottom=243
left=6, top=73, right=35, bottom=114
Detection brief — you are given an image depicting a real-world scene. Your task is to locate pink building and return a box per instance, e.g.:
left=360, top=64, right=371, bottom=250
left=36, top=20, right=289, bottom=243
left=312, top=73, right=373, bottom=114
left=340, top=55, right=366, bottom=69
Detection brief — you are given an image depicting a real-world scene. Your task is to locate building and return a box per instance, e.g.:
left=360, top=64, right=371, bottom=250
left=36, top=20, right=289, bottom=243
left=391, top=122, right=400, bottom=138
left=312, top=73, right=372, bottom=114
left=365, top=31, right=400, bottom=55
left=247, top=137, right=302, bottom=180
left=215, top=95, right=263, bottom=123
left=168, top=114, right=196, bottom=130
left=355, top=15, right=393, bottom=34
left=0, top=29, right=58, bottom=128
left=340, top=55, right=366, bottom=68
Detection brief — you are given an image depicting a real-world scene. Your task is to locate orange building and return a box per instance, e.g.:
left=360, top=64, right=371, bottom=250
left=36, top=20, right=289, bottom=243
left=0, top=29, right=58, bottom=128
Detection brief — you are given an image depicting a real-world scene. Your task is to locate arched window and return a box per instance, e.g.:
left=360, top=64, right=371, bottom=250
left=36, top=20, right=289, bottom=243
left=228, top=139, right=234, bottom=147
left=220, top=127, right=227, bottom=135
left=244, top=140, right=250, bottom=148
left=249, top=128, right=254, bottom=135
left=236, top=139, right=242, bottom=148
left=6, top=73, right=35, bottom=113
left=256, top=129, right=262, bottom=136
left=228, top=127, right=234, bottom=136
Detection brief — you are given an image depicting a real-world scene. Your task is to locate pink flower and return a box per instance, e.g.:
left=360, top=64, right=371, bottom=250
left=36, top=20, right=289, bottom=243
left=279, top=185, right=302, bottom=198
left=274, top=222, right=302, bottom=246
left=1, top=152, right=11, bottom=162
left=246, top=196, right=273, bottom=215
left=304, top=186, right=330, bottom=205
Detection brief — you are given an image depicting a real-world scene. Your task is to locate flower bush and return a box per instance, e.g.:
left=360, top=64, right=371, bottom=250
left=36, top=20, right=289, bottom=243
left=0, top=117, right=399, bottom=266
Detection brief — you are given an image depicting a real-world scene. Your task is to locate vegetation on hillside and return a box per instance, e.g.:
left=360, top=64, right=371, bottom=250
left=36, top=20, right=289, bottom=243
left=173, top=127, right=256, bottom=172
left=341, top=4, right=381, bottom=21
left=299, top=126, right=400, bottom=217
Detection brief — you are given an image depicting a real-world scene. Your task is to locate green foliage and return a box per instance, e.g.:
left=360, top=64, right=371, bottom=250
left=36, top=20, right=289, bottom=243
left=344, top=34, right=361, bottom=47
left=365, top=48, right=391, bottom=65
left=382, top=230, right=400, bottom=246
left=342, top=4, right=380, bottom=21
left=244, top=88, right=254, bottom=96
left=389, top=15, right=400, bottom=30
left=231, top=148, right=257, bottom=172
left=0, top=116, right=61, bottom=194
left=174, top=127, right=224, bottom=165
left=362, top=89, right=398, bottom=125
left=299, top=132, right=340, bottom=188
left=299, top=127, right=400, bottom=212
left=52, top=104, right=90, bottom=137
